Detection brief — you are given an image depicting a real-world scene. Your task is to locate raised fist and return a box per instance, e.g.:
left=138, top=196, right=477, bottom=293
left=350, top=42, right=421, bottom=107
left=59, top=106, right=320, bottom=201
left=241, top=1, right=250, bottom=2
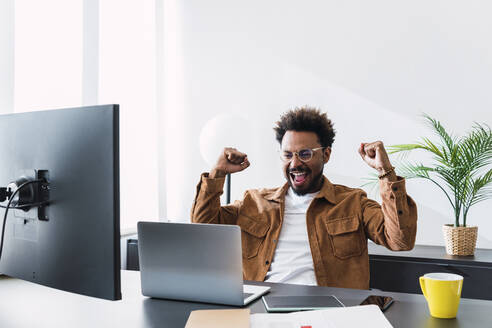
left=210, top=147, right=250, bottom=178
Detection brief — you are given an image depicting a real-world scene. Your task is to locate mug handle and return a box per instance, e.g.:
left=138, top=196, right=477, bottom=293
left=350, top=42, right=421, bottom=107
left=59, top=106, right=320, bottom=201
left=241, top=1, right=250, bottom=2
left=419, top=276, right=427, bottom=299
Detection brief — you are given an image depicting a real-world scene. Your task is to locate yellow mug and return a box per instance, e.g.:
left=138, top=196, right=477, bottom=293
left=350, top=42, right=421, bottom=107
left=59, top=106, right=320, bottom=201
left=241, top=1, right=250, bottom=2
left=419, top=272, right=463, bottom=319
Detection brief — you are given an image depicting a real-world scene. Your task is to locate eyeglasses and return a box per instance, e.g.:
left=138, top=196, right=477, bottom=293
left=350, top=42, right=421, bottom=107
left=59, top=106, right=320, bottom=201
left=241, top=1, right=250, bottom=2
left=279, top=147, right=326, bottom=162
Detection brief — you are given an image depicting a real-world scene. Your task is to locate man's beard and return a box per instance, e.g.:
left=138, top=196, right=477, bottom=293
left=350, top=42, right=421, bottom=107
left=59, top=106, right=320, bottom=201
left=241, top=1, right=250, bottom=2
left=287, top=166, right=324, bottom=196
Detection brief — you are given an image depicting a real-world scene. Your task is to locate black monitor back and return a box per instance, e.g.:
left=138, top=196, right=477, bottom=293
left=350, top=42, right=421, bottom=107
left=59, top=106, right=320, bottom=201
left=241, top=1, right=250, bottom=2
left=0, top=105, right=121, bottom=300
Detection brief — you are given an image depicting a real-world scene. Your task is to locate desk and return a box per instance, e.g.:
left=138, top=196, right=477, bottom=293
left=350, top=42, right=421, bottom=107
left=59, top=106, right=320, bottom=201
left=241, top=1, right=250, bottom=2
left=0, top=271, right=490, bottom=327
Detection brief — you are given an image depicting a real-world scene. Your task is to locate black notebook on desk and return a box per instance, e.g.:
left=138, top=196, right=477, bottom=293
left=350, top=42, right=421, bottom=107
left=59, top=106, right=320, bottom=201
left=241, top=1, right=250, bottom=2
left=262, top=295, right=345, bottom=312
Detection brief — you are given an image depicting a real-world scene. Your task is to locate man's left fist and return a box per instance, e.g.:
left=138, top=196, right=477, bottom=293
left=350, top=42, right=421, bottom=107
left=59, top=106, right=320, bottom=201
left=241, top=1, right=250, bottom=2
left=358, top=141, right=393, bottom=174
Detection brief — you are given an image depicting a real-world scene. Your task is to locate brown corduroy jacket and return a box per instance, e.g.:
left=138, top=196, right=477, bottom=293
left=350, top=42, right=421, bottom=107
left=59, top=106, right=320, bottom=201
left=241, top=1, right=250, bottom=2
left=191, top=173, right=417, bottom=289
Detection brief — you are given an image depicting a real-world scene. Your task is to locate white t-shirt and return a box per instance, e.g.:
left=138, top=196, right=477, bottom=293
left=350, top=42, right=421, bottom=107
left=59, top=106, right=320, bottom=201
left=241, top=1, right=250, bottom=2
left=264, top=188, right=318, bottom=285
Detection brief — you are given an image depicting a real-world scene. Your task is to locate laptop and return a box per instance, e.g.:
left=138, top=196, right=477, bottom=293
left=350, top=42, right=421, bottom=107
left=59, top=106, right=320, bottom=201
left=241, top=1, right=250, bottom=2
left=137, top=221, right=270, bottom=306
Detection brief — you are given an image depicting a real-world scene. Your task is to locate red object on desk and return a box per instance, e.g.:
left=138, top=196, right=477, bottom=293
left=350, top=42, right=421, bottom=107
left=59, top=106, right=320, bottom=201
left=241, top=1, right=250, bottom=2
left=301, top=326, right=312, bottom=328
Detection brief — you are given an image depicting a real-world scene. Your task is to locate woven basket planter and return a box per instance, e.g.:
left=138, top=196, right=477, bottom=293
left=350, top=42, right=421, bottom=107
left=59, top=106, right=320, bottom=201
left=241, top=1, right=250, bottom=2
left=442, top=224, right=478, bottom=256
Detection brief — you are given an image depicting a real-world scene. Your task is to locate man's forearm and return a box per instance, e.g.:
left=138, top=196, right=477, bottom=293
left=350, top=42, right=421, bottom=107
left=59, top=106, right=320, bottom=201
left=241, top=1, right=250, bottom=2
left=379, top=170, right=397, bottom=183
left=191, top=172, right=241, bottom=227
left=191, top=173, right=225, bottom=224
left=209, top=168, right=227, bottom=179
left=378, top=177, right=418, bottom=250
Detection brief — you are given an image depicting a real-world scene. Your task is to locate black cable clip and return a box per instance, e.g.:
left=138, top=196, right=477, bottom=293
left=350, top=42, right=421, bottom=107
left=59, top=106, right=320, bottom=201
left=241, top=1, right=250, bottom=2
left=0, top=187, right=12, bottom=203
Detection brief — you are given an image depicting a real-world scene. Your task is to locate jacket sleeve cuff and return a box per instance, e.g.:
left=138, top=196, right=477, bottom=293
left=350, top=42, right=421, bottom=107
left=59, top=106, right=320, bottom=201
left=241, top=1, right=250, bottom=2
left=200, top=172, right=226, bottom=193
left=379, top=176, right=407, bottom=197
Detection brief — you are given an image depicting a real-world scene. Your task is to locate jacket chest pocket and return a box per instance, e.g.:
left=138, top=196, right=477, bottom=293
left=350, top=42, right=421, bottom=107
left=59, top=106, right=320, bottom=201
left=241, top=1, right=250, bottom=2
left=237, top=215, right=269, bottom=259
left=325, top=216, right=365, bottom=259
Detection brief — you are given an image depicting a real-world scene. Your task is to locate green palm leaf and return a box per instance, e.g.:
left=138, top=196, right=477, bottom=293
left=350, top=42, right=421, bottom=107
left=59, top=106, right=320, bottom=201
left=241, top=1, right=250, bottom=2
left=387, top=114, right=492, bottom=227
left=423, top=113, right=456, bottom=155
left=457, top=124, right=492, bottom=172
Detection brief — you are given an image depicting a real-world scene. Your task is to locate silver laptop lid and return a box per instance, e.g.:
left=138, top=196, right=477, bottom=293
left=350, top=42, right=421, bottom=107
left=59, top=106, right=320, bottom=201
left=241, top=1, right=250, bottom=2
left=137, top=221, right=244, bottom=305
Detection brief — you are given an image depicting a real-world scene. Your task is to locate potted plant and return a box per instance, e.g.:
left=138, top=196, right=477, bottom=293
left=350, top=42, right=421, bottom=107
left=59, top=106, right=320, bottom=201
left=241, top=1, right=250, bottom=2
left=388, top=114, right=492, bottom=256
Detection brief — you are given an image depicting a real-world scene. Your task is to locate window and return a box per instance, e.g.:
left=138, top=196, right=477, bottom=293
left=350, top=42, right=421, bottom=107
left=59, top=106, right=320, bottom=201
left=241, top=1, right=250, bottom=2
left=10, top=0, right=160, bottom=231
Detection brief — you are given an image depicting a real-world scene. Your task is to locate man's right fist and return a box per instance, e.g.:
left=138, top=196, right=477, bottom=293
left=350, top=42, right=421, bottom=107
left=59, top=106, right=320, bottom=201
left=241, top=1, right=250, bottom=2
left=210, top=147, right=250, bottom=178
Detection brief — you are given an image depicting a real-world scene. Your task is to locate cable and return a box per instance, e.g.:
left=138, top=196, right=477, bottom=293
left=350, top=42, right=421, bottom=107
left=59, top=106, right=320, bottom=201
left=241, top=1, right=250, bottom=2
left=0, top=179, right=44, bottom=262
left=0, top=201, right=50, bottom=209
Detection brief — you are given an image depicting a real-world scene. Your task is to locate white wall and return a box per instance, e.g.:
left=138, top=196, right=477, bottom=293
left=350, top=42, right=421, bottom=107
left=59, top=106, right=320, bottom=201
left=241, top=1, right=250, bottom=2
left=98, top=0, right=159, bottom=230
left=14, top=0, right=83, bottom=109
left=0, top=0, right=14, bottom=114
left=168, top=0, right=492, bottom=248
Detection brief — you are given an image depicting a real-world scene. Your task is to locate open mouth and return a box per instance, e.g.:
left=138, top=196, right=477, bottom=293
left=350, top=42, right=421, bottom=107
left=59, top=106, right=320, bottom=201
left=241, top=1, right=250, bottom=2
left=290, top=170, right=309, bottom=187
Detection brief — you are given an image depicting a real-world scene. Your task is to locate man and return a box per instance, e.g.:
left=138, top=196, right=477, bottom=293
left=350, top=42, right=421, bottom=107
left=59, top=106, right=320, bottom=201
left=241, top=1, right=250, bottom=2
left=191, top=106, right=417, bottom=289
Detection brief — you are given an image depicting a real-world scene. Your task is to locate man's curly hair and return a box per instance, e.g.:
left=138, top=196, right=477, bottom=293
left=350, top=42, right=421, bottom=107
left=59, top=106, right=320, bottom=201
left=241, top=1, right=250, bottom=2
left=274, top=106, right=336, bottom=148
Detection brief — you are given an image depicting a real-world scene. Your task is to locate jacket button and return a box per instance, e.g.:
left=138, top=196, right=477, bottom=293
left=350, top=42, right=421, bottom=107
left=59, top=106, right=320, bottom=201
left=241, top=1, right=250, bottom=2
left=398, top=210, right=403, bottom=215
left=273, top=240, right=277, bottom=243
left=265, top=260, right=270, bottom=265
left=392, top=187, right=398, bottom=191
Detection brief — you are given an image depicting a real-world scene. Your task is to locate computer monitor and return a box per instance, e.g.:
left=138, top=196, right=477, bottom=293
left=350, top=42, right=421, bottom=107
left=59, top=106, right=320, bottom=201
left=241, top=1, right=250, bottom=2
left=0, top=104, right=121, bottom=301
